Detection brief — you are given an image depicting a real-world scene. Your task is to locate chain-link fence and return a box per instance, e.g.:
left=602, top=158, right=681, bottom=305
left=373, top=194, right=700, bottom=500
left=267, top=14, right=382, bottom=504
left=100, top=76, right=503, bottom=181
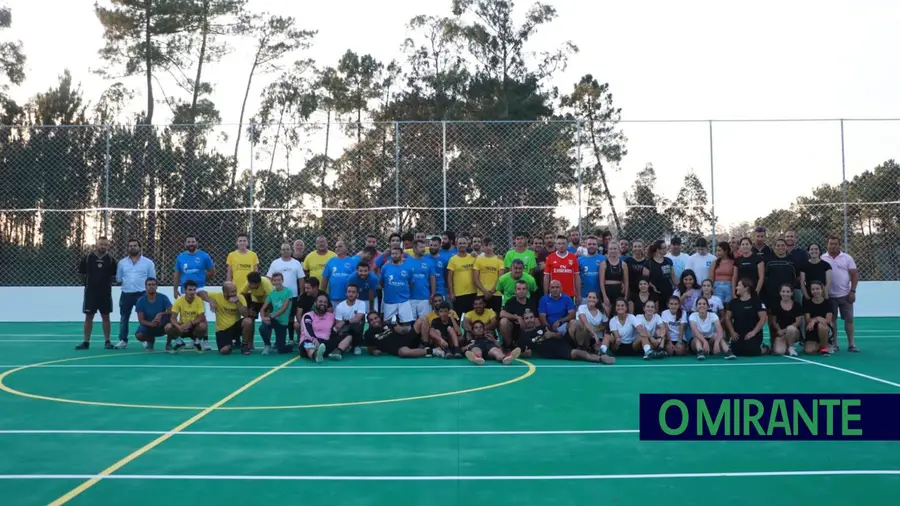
left=1, top=119, right=898, bottom=286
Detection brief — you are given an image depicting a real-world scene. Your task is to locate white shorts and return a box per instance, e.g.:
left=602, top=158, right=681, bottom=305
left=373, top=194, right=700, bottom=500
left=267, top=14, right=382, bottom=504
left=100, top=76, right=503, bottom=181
left=382, top=301, right=415, bottom=323
left=409, top=299, right=431, bottom=319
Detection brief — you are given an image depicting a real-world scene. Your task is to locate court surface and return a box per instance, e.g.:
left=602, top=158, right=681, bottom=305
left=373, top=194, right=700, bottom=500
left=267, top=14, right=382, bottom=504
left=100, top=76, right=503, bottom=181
left=0, top=319, right=898, bottom=506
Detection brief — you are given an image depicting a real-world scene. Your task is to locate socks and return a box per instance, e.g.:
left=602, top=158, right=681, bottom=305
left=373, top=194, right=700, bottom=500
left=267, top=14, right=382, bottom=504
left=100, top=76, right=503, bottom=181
left=600, top=345, right=608, bottom=354
left=643, top=344, right=651, bottom=354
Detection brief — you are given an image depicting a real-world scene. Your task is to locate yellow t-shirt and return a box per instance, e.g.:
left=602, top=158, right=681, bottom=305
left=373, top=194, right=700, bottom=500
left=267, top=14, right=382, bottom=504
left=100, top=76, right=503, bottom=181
left=426, top=309, right=459, bottom=324
left=244, top=276, right=273, bottom=303
left=447, top=254, right=476, bottom=296
left=473, top=255, right=504, bottom=295
left=226, top=250, right=259, bottom=293
left=207, top=292, right=247, bottom=331
left=171, top=296, right=205, bottom=325
left=464, top=308, right=497, bottom=326
left=305, top=250, right=336, bottom=281
left=403, top=248, right=415, bottom=257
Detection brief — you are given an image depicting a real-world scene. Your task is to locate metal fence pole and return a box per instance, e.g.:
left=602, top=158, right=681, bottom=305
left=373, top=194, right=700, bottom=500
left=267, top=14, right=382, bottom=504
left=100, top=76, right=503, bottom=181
left=442, top=121, right=448, bottom=231
left=708, top=120, right=716, bottom=245
left=576, top=120, right=583, bottom=236
left=394, top=122, right=401, bottom=231
left=103, top=124, right=111, bottom=235
left=248, top=123, right=255, bottom=249
left=839, top=119, right=848, bottom=252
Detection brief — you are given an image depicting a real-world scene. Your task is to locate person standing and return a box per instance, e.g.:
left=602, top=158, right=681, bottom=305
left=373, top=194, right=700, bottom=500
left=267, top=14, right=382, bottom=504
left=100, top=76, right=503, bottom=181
left=544, top=235, right=581, bottom=304
left=473, top=238, right=505, bottom=314
left=822, top=236, right=859, bottom=352
left=686, top=238, right=716, bottom=285
left=114, top=239, right=156, bottom=349
left=447, top=235, right=478, bottom=315
left=173, top=235, right=215, bottom=299
left=305, top=235, right=336, bottom=281
left=504, top=232, right=537, bottom=274
left=266, top=243, right=305, bottom=344
left=226, top=233, right=259, bottom=294
left=75, top=236, right=118, bottom=350
left=292, top=239, right=307, bottom=263
left=665, top=236, right=688, bottom=280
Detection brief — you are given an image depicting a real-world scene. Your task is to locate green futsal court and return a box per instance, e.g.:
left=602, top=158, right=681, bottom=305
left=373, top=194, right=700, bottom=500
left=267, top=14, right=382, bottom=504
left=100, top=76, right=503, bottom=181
left=0, top=319, right=898, bottom=506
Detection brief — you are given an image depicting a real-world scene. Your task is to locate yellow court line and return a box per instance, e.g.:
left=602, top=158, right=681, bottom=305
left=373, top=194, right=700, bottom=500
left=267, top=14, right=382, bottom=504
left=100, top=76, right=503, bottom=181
left=46, top=354, right=302, bottom=506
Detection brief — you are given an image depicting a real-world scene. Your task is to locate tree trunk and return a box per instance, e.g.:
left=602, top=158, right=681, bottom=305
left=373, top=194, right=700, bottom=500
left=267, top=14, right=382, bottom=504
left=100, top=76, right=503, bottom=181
left=233, top=52, right=261, bottom=185
left=267, top=102, right=287, bottom=173
left=321, top=109, right=331, bottom=211
left=586, top=116, right=622, bottom=233
left=143, top=0, right=157, bottom=258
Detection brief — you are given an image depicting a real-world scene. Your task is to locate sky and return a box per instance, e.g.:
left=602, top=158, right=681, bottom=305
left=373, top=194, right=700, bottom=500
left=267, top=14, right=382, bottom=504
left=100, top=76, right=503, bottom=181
left=4, top=0, right=900, bottom=232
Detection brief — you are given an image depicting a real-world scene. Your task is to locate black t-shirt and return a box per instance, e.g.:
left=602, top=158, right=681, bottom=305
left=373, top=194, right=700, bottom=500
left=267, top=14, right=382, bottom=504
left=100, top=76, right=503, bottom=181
left=519, top=326, right=545, bottom=346
left=735, top=256, right=763, bottom=288
left=729, top=296, right=764, bottom=336
left=789, top=248, right=808, bottom=285
left=647, top=257, right=674, bottom=296
left=503, top=298, right=533, bottom=318
left=764, top=255, right=796, bottom=297
left=297, top=289, right=329, bottom=314
left=772, top=300, right=801, bottom=330
left=801, top=260, right=832, bottom=294
left=430, top=318, right=453, bottom=336
left=625, top=257, right=648, bottom=293
left=78, top=252, right=117, bottom=292
left=630, top=292, right=658, bottom=315
left=803, top=298, right=832, bottom=320
left=752, top=245, right=774, bottom=263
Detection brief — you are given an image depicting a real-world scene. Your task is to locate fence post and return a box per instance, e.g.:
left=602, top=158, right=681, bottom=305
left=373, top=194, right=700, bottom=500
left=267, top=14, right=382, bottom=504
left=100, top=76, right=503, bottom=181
left=708, top=120, right=716, bottom=245
left=576, top=120, right=583, bottom=236
left=840, top=119, right=848, bottom=252
left=442, top=121, right=448, bottom=231
left=248, top=123, right=255, bottom=249
left=394, top=121, right=401, bottom=231
left=104, top=124, right=111, bottom=236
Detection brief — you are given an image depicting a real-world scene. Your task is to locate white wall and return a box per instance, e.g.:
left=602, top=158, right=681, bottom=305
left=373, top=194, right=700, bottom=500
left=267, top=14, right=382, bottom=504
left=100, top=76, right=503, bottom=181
left=0, top=283, right=898, bottom=322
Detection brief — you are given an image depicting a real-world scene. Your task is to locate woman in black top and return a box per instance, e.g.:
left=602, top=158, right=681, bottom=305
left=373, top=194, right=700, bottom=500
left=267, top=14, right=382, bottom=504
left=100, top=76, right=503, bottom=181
left=770, top=283, right=801, bottom=356
left=643, top=240, right=676, bottom=308
left=625, top=240, right=648, bottom=295
left=600, top=242, right=629, bottom=317
left=764, top=238, right=797, bottom=316
left=732, top=237, right=764, bottom=300
left=724, top=278, right=768, bottom=358
left=800, top=243, right=832, bottom=299
left=629, top=278, right=658, bottom=316
left=803, top=281, right=833, bottom=356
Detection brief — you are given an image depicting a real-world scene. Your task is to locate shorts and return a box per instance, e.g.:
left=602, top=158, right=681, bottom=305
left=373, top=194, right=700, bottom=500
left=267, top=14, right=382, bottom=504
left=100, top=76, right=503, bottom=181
left=409, top=299, right=431, bottom=320
left=135, top=325, right=165, bottom=338
left=376, top=332, right=419, bottom=356
left=713, top=281, right=732, bottom=304
left=83, top=289, right=113, bottom=315
left=830, top=296, right=854, bottom=323
left=483, top=295, right=502, bottom=314
left=247, top=301, right=264, bottom=318
left=168, top=323, right=197, bottom=338
left=383, top=301, right=415, bottom=323
left=215, top=321, right=243, bottom=348
left=731, top=334, right=763, bottom=356
left=804, top=322, right=835, bottom=342
left=471, top=338, right=499, bottom=355
left=453, top=293, right=477, bottom=315
left=533, top=338, right=573, bottom=360
left=613, top=339, right=642, bottom=356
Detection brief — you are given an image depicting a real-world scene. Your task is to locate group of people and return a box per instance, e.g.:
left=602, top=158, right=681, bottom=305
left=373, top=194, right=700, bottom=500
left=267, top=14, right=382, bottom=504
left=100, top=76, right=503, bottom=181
left=75, top=226, right=859, bottom=365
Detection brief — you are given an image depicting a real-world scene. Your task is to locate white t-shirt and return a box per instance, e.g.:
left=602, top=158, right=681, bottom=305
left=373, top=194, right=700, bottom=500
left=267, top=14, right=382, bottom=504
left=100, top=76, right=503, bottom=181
left=334, top=299, right=367, bottom=322
left=661, top=310, right=687, bottom=342
left=267, top=257, right=305, bottom=297
left=693, top=294, right=724, bottom=314
left=635, top=313, right=663, bottom=337
left=687, top=253, right=716, bottom=284
left=576, top=304, right=608, bottom=330
left=609, top=314, right=639, bottom=344
left=689, top=311, right=720, bottom=338
left=666, top=252, right=688, bottom=279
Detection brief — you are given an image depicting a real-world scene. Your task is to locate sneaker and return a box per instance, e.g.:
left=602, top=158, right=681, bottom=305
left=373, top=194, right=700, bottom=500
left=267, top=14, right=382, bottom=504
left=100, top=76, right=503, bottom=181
left=74, top=342, right=89, bottom=350
left=502, top=347, right=522, bottom=365
left=145, top=340, right=155, bottom=352
left=656, top=349, right=668, bottom=358
left=173, top=338, right=185, bottom=352
left=819, top=347, right=831, bottom=356
left=353, top=346, right=362, bottom=356
left=262, top=345, right=272, bottom=355
left=202, top=340, right=212, bottom=352
left=193, top=339, right=203, bottom=352
left=643, top=350, right=652, bottom=360
left=433, top=347, right=446, bottom=358
left=104, top=341, right=115, bottom=350
left=832, top=344, right=840, bottom=352
left=599, top=354, right=616, bottom=365
left=424, top=347, right=433, bottom=357
left=114, top=340, right=128, bottom=350
left=314, top=343, right=326, bottom=363
left=788, top=347, right=798, bottom=357
left=329, top=349, right=343, bottom=361
left=724, top=350, right=736, bottom=360
left=848, top=345, right=860, bottom=353
left=697, top=353, right=706, bottom=361
left=465, top=350, right=485, bottom=365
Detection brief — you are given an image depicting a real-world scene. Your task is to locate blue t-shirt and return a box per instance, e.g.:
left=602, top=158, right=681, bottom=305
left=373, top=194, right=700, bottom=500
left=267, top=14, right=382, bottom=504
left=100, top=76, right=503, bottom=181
left=323, top=256, right=357, bottom=303
left=380, top=262, right=412, bottom=304
left=578, top=254, right=606, bottom=298
left=538, top=294, right=576, bottom=326
left=174, top=250, right=214, bottom=289
left=428, top=252, right=448, bottom=295
left=135, top=293, right=172, bottom=322
left=347, top=272, right=379, bottom=295
left=408, top=256, right=435, bottom=301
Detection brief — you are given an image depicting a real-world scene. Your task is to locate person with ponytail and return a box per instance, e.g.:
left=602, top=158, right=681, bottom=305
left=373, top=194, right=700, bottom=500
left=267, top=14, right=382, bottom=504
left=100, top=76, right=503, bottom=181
left=661, top=295, right=688, bottom=356
left=770, top=283, right=801, bottom=356
left=689, top=296, right=725, bottom=359
left=724, top=278, right=768, bottom=359
left=643, top=240, right=676, bottom=309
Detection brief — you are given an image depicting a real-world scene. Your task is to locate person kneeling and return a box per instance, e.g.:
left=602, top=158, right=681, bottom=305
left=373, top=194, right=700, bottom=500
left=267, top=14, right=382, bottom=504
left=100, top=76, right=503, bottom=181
left=165, top=280, right=208, bottom=353
left=365, top=312, right=431, bottom=358
left=464, top=320, right=520, bottom=365
left=299, top=294, right=351, bottom=362
left=428, top=302, right=463, bottom=358
left=259, top=273, right=294, bottom=355
left=803, top=281, right=834, bottom=356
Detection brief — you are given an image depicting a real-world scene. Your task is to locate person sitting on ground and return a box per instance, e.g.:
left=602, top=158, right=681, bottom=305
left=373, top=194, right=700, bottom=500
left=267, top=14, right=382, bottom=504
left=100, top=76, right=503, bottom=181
left=463, top=320, right=521, bottom=365
left=770, top=283, right=801, bottom=356
left=364, top=311, right=432, bottom=358
left=568, top=291, right=608, bottom=353
left=429, top=301, right=463, bottom=358
left=634, top=299, right=667, bottom=359
left=598, top=298, right=655, bottom=360
left=299, top=294, right=348, bottom=363
left=259, top=272, right=294, bottom=355
left=198, top=282, right=253, bottom=355
left=415, top=294, right=459, bottom=344
left=524, top=309, right=610, bottom=364
left=688, top=297, right=724, bottom=359
left=538, top=280, right=576, bottom=341
left=660, top=295, right=687, bottom=356
left=803, top=280, right=834, bottom=356
left=165, top=280, right=208, bottom=353
left=134, top=278, right=172, bottom=352
left=334, top=284, right=368, bottom=355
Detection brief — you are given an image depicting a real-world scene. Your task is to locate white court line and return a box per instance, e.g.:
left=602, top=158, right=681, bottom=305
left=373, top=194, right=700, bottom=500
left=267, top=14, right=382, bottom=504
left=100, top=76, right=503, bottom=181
left=1, top=330, right=896, bottom=338
left=0, top=470, right=898, bottom=481
left=0, top=362, right=807, bottom=370
left=785, top=356, right=900, bottom=388
left=0, top=429, right=638, bottom=436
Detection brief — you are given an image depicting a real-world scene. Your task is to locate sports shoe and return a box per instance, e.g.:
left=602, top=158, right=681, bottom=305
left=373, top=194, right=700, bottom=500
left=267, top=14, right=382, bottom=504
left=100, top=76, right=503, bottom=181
left=329, top=349, right=343, bottom=361
left=433, top=347, right=446, bottom=358
left=502, top=347, right=521, bottom=365
left=193, top=339, right=203, bottom=352
left=314, top=343, right=326, bottom=363
left=697, top=353, right=706, bottom=361
left=643, top=350, right=652, bottom=360
left=144, top=340, right=155, bottom=352
left=202, top=340, right=212, bottom=351
left=173, top=337, right=185, bottom=352
left=262, top=345, right=272, bottom=355
left=74, top=342, right=89, bottom=350
left=819, top=347, right=831, bottom=356
left=114, top=340, right=128, bottom=349
left=465, top=350, right=485, bottom=365
left=788, top=347, right=798, bottom=357
left=832, top=344, right=840, bottom=352
left=848, top=345, right=860, bottom=353
left=104, top=341, right=115, bottom=350
left=724, top=351, right=736, bottom=360
left=353, top=346, right=362, bottom=356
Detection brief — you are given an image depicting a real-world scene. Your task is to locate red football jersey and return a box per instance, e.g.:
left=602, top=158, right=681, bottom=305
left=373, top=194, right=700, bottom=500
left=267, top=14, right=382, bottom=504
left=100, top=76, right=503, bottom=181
left=545, top=251, right=577, bottom=296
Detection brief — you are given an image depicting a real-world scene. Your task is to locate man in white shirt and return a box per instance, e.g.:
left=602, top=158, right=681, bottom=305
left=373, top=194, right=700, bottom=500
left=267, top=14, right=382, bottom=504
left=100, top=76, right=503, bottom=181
left=334, top=284, right=368, bottom=355
left=267, top=242, right=305, bottom=344
left=686, top=238, right=716, bottom=284
left=665, top=236, right=688, bottom=280
left=115, top=239, right=156, bottom=349
left=822, top=236, right=859, bottom=352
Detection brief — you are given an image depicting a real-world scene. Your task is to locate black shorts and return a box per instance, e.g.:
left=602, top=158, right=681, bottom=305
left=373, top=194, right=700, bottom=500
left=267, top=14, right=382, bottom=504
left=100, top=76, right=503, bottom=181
left=247, top=301, right=264, bottom=318
left=471, top=338, right=499, bottom=355
left=613, top=340, right=641, bottom=356
left=532, top=338, right=573, bottom=360
left=453, top=294, right=477, bottom=315
left=376, top=332, right=419, bottom=356
left=483, top=296, right=502, bottom=314
left=804, top=323, right=834, bottom=342
left=83, top=289, right=113, bottom=315
left=731, top=334, right=763, bottom=356
left=215, top=321, right=243, bottom=349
